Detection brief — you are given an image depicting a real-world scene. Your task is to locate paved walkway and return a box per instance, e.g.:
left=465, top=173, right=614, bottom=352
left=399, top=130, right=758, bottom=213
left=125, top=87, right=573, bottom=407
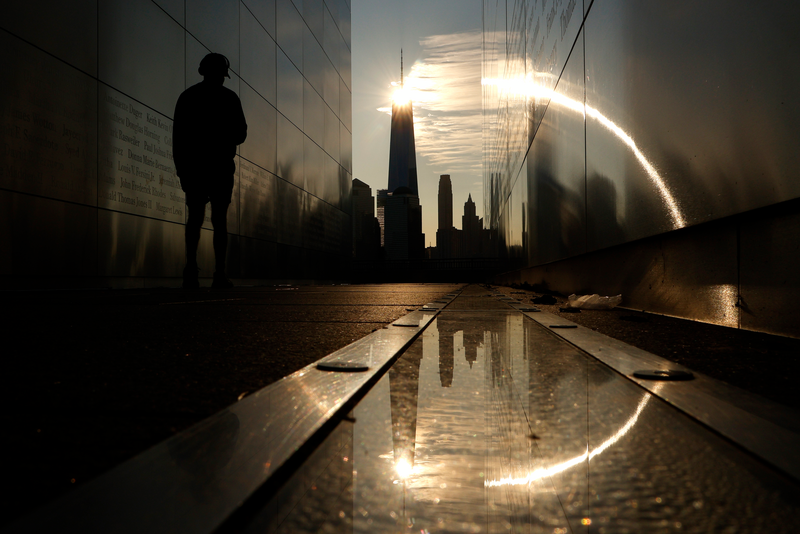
left=1, top=283, right=462, bottom=526
left=493, top=284, right=800, bottom=410
left=4, top=283, right=800, bottom=532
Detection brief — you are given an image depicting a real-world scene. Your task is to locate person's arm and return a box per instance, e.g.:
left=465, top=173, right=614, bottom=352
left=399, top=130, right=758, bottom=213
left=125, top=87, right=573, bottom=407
left=172, top=95, right=186, bottom=176
left=231, top=95, right=248, bottom=146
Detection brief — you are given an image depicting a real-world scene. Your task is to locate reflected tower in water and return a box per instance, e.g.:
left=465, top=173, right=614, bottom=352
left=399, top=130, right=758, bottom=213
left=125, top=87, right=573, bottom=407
left=464, top=327, right=481, bottom=369
left=389, top=337, right=423, bottom=473
left=438, top=324, right=454, bottom=388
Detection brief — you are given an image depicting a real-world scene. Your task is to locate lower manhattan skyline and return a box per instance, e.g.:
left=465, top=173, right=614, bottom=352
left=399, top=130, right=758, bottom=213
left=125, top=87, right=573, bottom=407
left=352, top=0, right=483, bottom=244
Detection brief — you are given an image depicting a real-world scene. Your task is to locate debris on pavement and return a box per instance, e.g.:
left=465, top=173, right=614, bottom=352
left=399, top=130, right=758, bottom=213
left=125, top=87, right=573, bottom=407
left=567, top=293, right=622, bottom=310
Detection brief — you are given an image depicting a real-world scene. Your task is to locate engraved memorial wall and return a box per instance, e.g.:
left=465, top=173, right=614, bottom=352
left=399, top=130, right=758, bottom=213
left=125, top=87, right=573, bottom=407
left=484, top=0, right=800, bottom=335
left=98, top=87, right=183, bottom=223
left=1, top=0, right=352, bottom=286
left=0, top=32, right=97, bottom=207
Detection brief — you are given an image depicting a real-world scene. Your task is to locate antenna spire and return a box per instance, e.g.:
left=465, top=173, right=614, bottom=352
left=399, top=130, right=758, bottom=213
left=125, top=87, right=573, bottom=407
left=401, top=49, right=404, bottom=88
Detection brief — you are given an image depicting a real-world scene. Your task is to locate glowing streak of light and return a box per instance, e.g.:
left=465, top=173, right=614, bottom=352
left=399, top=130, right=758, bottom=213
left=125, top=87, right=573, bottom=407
left=482, top=77, right=686, bottom=229
left=484, top=384, right=661, bottom=488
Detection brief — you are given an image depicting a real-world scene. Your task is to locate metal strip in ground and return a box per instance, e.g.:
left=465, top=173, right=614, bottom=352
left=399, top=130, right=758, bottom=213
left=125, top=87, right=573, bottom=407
left=6, top=292, right=463, bottom=534
left=521, top=309, right=800, bottom=482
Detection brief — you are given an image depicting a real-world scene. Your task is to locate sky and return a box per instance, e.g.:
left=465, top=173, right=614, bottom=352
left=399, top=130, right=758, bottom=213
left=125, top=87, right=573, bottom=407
left=351, top=0, right=484, bottom=246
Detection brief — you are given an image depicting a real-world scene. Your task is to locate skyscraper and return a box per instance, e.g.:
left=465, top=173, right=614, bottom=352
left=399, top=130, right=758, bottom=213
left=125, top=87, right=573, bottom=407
left=436, top=174, right=456, bottom=258
left=438, top=174, right=453, bottom=230
left=461, top=193, right=483, bottom=258
left=385, top=189, right=423, bottom=260
left=376, top=189, right=389, bottom=247
left=384, top=51, right=423, bottom=260
left=433, top=185, right=495, bottom=259
left=387, top=50, right=419, bottom=196
left=352, top=179, right=381, bottom=259
left=462, top=194, right=481, bottom=235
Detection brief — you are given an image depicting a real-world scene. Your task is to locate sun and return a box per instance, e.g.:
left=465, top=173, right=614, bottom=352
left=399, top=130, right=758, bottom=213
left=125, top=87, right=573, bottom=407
left=392, top=87, right=411, bottom=105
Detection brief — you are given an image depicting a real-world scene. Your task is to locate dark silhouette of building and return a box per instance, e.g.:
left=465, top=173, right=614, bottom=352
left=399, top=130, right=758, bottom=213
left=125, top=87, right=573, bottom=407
left=376, top=188, right=388, bottom=247
left=384, top=51, right=424, bottom=261
left=352, top=179, right=381, bottom=260
left=438, top=174, right=453, bottom=231
left=464, top=327, right=481, bottom=369
left=461, top=193, right=484, bottom=258
left=432, top=179, right=496, bottom=259
left=387, top=51, right=419, bottom=197
left=385, top=187, right=424, bottom=260
left=435, top=174, right=458, bottom=258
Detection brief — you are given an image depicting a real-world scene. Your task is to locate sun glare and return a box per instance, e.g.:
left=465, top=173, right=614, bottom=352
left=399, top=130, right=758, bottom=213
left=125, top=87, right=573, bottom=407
left=392, top=87, right=411, bottom=105
left=395, top=458, right=413, bottom=479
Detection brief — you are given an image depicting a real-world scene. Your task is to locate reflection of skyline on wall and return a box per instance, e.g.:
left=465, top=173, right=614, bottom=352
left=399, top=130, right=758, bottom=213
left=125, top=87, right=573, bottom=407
left=482, top=0, right=800, bottom=337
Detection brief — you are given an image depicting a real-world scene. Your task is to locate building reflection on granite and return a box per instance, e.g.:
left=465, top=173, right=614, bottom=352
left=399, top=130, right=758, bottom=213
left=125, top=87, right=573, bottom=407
left=253, top=313, right=800, bottom=533
left=438, top=318, right=486, bottom=388
left=389, top=334, right=423, bottom=475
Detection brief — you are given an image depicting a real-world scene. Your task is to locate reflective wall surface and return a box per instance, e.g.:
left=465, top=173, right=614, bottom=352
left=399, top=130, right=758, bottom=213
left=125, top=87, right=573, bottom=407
left=483, top=0, right=800, bottom=334
left=1, top=0, right=352, bottom=285
left=247, top=312, right=800, bottom=532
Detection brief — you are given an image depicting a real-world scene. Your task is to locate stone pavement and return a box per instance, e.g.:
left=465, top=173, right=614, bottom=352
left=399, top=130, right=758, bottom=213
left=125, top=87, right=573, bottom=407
left=3, top=281, right=800, bottom=529
left=493, top=284, right=800, bottom=410
left=1, top=283, right=462, bottom=527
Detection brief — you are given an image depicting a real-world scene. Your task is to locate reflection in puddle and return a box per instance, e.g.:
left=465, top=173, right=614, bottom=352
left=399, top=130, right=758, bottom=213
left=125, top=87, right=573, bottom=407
left=353, top=314, right=571, bottom=533
left=486, top=383, right=660, bottom=488
left=260, top=312, right=800, bottom=533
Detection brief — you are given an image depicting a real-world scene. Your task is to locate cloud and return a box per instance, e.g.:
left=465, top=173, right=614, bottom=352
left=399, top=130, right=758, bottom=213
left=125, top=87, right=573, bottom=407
left=379, top=30, right=483, bottom=180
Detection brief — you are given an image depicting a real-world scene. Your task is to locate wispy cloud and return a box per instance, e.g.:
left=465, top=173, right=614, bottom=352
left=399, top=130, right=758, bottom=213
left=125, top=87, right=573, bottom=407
left=379, top=30, right=483, bottom=183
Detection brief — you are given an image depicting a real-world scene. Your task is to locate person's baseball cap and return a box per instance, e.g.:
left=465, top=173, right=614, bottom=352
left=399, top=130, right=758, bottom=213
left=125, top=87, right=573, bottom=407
left=199, top=53, right=231, bottom=78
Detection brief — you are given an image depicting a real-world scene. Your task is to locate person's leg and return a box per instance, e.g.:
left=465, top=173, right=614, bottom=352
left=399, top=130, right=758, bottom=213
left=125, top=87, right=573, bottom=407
left=184, top=197, right=205, bottom=288
left=185, top=200, right=205, bottom=266
left=210, top=200, right=229, bottom=275
left=209, top=174, right=234, bottom=288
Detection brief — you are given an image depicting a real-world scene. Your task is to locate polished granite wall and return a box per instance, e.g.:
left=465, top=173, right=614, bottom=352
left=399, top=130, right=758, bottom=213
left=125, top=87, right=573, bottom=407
left=1, top=0, right=352, bottom=287
left=483, top=0, right=800, bottom=336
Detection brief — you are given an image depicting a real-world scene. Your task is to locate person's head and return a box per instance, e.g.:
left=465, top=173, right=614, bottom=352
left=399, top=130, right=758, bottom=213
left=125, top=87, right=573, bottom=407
left=198, top=53, right=231, bottom=84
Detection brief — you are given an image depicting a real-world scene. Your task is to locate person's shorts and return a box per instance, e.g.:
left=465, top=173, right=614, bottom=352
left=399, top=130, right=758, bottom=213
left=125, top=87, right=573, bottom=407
left=184, top=174, right=234, bottom=208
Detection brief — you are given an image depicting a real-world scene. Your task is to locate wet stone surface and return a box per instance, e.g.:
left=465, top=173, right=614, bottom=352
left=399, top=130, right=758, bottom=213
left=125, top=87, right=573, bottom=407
left=494, top=285, right=800, bottom=410
left=0, top=283, right=462, bottom=527
left=259, top=308, right=800, bottom=533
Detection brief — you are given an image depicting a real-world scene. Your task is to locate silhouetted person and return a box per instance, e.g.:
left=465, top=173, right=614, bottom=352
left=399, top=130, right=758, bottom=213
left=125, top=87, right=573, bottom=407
left=174, top=53, right=247, bottom=288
